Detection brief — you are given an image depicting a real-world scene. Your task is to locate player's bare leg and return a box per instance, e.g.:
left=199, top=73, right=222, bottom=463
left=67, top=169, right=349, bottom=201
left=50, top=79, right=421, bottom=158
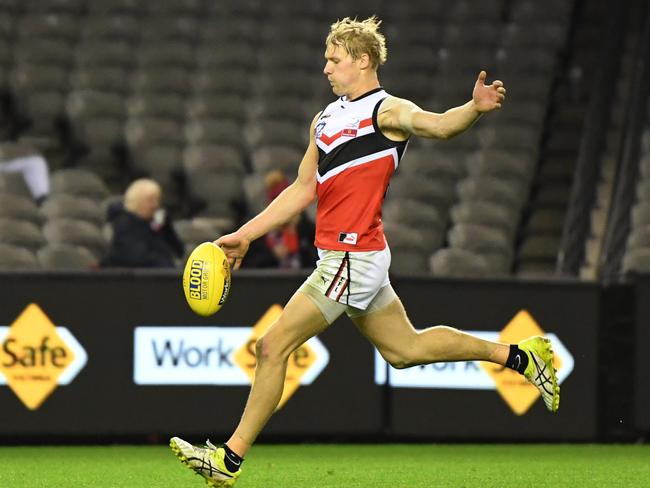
left=352, top=294, right=559, bottom=412
left=226, top=290, right=330, bottom=457
left=170, top=291, right=330, bottom=486
left=352, top=295, right=508, bottom=367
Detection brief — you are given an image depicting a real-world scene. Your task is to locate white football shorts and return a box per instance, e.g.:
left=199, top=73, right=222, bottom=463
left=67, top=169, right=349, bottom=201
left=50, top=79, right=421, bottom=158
left=298, top=246, right=396, bottom=324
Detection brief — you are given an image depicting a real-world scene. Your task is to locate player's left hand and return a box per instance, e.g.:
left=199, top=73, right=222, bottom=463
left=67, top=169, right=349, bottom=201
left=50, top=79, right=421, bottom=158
left=472, top=71, right=506, bottom=113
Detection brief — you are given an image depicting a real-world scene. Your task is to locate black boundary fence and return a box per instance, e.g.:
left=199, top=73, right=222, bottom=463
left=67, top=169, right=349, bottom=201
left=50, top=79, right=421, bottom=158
left=0, top=270, right=646, bottom=443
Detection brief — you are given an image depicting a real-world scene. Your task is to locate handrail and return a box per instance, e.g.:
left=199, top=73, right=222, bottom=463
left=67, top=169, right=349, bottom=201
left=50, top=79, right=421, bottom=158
left=555, top=0, right=628, bottom=275
left=599, top=4, right=650, bottom=282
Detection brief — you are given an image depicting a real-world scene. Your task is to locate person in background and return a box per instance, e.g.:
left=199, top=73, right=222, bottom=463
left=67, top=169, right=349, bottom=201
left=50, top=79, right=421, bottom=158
left=104, top=178, right=183, bottom=268
left=264, top=169, right=317, bottom=269
left=0, top=141, right=50, bottom=204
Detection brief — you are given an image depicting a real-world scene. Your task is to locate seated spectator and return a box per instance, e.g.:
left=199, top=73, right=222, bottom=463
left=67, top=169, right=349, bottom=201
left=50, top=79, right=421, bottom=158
left=104, top=178, right=183, bottom=268
left=0, top=141, right=50, bottom=204
left=263, top=169, right=317, bottom=269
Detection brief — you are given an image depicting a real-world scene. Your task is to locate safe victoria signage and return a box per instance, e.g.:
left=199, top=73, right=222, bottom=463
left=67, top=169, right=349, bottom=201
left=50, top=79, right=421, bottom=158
left=0, top=303, right=87, bottom=410
left=134, top=305, right=329, bottom=409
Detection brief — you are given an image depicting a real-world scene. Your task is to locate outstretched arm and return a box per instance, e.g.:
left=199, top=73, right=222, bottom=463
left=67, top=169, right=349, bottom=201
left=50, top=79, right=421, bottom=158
left=379, top=71, right=506, bottom=140
left=215, top=113, right=321, bottom=269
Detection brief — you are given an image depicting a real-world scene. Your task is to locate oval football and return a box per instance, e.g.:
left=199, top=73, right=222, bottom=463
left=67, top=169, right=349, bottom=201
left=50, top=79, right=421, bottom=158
left=182, top=242, right=231, bottom=316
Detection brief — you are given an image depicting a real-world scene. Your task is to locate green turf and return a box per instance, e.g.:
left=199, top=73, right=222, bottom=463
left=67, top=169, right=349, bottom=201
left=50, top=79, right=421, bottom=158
left=0, top=444, right=648, bottom=487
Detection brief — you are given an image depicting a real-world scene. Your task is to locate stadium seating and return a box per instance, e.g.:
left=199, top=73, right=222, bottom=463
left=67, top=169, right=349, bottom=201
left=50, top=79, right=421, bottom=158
left=37, top=243, right=97, bottom=270
left=621, top=99, right=650, bottom=274
left=0, top=0, right=576, bottom=273
left=0, top=243, right=39, bottom=270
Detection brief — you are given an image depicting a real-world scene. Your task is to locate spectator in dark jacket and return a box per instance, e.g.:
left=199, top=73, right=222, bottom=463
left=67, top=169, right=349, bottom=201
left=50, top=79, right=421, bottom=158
left=104, top=178, right=183, bottom=268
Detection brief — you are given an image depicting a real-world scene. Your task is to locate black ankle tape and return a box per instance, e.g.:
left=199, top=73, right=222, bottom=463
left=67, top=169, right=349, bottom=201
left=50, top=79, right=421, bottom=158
left=506, top=345, right=529, bottom=374
left=222, top=443, right=244, bottom=472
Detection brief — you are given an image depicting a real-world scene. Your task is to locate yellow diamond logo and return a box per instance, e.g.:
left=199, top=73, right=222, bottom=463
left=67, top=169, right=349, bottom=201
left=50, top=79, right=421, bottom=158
left=481, top=310, right=562, bottom=415
left=0, top=303, right=86, bottom=410
left=233, top=305, right=320, bottom=410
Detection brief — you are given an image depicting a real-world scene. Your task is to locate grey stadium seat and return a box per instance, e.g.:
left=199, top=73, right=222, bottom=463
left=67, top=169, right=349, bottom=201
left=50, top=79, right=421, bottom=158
left=632, top=202, right=650, bottom=228
left=66, top=90, right=126, bottom=119
left=131, top=144, right=183, bottom=185
left=244, top=120, right=306, bottom=149
left=125, top=117, right=184, bottom=147
left=136, top=41, right=194, bottom=69
left=37, top=244, right=97, bottom=270
left=79, top=15, right=141, bottom=42
left=625, top=226, right=650, bottom=251
left=242, top=174, right=267, bottom=217
left=187, top=170, right=244, bottom=205
left=389, top=250, right=431, bottom=275
left=250, top=145, right=305, bottom=175
left=456, top=176, right=527, bottom=207
left=129, top=67, right=193, bottom=96
left=639, top=155, right=650, bottom=179
left=399, top=149, right=466, bottom=181
left=257, top=43, right=321, bottom=71
left=41, top=194, right=104, bottom=225
left=140, top=16, right=200, bottom=42
left=183, top=145, right=246, bottom=176
left=173, top=219, right=224, bottom=252
left=501, top=23, right=568, bottom=50
left=142, top=0, right=202, bottom=16
left=74, top=40, right=133, bottom=67
left=184, top=118, right=244, bottom=147
left=383, top=222, right=443, bottom=253
left=0, top=218, right=46, bottom=251
left=252, top=72, right=320, bottom=98
left=187, top=95, right=246, bottom=121
left=387, top=175, right=456, bottom=208
left=14, top=39, right=74, bottom=66
left=43, top=218, right=108, bottom=259
left=16, top=13, right=79, bottom=41
left=429, top=248, right=491, bottom=278
left=477, top=124, right=541, bottom=151
left=622, top=248, right=650, bottom=275
left=635, top=180, right=650, bottom=202
left=196, top=43, right=258, bottom=71
left=51, top=169, right=111, bottom=200
left=383, top=199, right=446, bottom=231
left=11, top=64, right=69, bottom=94
left=69, top=66, right=129, bottom=93
left=0, top=243, right=39, bottom=270
left=448, top=223, right=513, bottom=255
left=0, top=172, right=32, bottom=198
left=465, top=150, right=536, bottom=182
left=86, top=0, right=144, bottom=17
left=450, top=201, right=518, bottom=236
left=68, top=117, right=124, bottom=155
left=23, top=0, right=86, bottom=15
left=126, top=93, right=185, bottom=119
left=246, top=96, right=313, bottom=123
left=192, top=70, right=252, bottom=96
left=0, top=194, right=43, bottom=224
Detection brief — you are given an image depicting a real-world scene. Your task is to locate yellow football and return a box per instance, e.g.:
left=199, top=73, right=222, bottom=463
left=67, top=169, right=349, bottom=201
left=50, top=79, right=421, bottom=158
left=182, top=242, right=231, bottom=316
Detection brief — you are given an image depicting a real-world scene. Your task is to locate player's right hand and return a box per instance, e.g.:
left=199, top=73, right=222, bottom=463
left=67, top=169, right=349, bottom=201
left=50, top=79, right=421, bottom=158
left=214, top=232, right=250, bottom=271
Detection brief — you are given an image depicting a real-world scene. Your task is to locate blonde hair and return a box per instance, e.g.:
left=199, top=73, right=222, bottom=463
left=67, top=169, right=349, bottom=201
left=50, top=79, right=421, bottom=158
left=326, top=16, right=387, bottom=69
left=124, top=178, right=160, bottom=213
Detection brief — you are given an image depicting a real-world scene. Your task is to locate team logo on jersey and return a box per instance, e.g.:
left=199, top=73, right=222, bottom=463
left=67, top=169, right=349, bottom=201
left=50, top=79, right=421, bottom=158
left=315, top=121, right=326, bottom=139
left=338, top=232, right=358, bottom=245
